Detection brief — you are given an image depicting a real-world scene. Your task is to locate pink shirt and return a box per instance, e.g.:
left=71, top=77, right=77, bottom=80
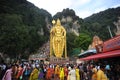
left=2, top=69, right=12, bottom=80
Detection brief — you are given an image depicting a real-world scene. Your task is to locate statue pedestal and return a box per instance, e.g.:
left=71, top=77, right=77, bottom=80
left=50, top=56, right=69, bottom=64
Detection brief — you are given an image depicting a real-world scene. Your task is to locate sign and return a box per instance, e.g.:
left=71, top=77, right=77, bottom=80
left=103, top=35, right=120, bottom=52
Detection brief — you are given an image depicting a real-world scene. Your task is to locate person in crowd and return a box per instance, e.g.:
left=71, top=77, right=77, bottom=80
left=45, top=65, right=52, bottom=80
left=0, top=67, right=2, bottom=79
left=114, top=64, right=120, bottom=80
left=91, top=65, right=97, bottom=80
left=79, top=63, right=84, bottom=80
left=83, top=64, right=88, bottom=80
left=38, top=67, right=44, bottom=80
left=16, top=64, right=24, bottom=80
left=64, top=65, right=68, bottom=80
left=54, top=65, right=60, bottom=80
left=105, top=64, right=111, bottom=80
left=68, top=65, right=76, bottom=80
left=59, top=65, right=64, bottom=80
left=29, top=64, right=39, bottom=80
left=12, top=64, right=18, bottom=80
left=0, top=61, right=7, bottom=80
left=2, top=64, right=15, bottom=80
left=75, top=65, right=80, bottom=80
left=51, top=65, right=55, bottom=79
left=97, top=65, right=108, bottom=80
left=23, top=63, right=31, bottom=80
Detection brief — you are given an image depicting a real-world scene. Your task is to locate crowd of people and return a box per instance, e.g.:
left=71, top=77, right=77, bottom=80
left=0, top=59, right=120, bottom=80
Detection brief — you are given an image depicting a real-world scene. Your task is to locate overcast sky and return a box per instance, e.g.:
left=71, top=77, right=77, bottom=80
left=27, top=0, right=120, bottom=19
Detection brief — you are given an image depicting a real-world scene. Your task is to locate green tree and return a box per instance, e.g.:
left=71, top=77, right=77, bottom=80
left=74, top=33, right=92, bottom=50
left=91, top=22, right=101, bottom=32
left=67, top=32, right=77, bottom=56
left=0, top=0, right=52, bottom=59
left=0, top=14, right=29, bottom=58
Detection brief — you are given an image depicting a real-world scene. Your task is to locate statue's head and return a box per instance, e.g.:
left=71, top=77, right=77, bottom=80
left=56, top=19, right=61, bottom=26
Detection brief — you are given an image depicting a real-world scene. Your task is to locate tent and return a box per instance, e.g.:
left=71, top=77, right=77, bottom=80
left=80, top=50, right=120, bottom=60
left=78, top=49, right=97, bottom=58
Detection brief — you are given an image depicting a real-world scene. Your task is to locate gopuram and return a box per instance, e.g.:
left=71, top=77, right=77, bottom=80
left=50, top=19, right=69, bottom=64
left=88, top=35, right=103, bottom=53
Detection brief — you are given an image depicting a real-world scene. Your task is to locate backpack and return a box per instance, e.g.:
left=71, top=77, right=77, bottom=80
left=24, top=68, right=31, bottom=76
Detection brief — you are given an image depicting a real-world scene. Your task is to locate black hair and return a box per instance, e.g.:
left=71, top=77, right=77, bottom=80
left=100, top=65, right=105, bottom=69
left=71, top=65, right=74, bottom=69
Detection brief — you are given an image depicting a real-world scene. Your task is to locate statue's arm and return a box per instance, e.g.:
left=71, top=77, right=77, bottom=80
left=62, top=27, right=66, bottom=38
left=62, top=27, right=67, bottom=58
left=50, top=29, right=53, bottom=57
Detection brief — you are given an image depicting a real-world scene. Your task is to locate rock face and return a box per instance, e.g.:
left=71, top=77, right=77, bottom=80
left=61, top=16, right=80, bottom=36
left=53, top=8, right=81, bottom=36
left=29, top=41, right=50, bottom=60
left=114, top=17, right=120, bottom=35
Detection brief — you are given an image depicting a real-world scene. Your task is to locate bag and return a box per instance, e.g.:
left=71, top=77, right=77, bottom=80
left=24, top=69, right=30, bottom=76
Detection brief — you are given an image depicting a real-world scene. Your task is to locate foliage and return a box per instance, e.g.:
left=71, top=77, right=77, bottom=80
left=66, top=32, right=77, bottom=56
left=74, top=33, right=92, bottom=50
left=83, top=7, right=120, bottom=40
left=53, top=8, right=81, bottom=22
left=0, top=0, right=52, bottom=58
left=0, top=14, right=29, bottom=57
left=70, top=48, right=81, bottom=57
left=67, top=32, right=92, bottom=57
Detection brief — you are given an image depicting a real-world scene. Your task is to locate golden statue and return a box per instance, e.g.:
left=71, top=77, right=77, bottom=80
left=50, top=19, right=67, bottom=58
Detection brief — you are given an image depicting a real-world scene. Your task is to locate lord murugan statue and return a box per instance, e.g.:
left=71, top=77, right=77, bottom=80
left=50, top=19, right=67, bottom=58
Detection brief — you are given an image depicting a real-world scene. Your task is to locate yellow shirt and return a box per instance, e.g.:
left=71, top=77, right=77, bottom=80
left=75, top=68, right=80, bottom=80
left=97, top=69, right=108, bottom=80
left=60, top=68, right=64, bottom=80
left=29, top=68, right=39, bottom=80
left=92, top=68, right=97, bottom=80
left=55, top=65, right=60, bottom=75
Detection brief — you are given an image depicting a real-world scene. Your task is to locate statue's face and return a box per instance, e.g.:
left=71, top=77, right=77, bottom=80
left=57, top=23, right=60, bottom=27
left=56, top=25, right=60, bottom=28
left=56, top=19, right=61, bottom=26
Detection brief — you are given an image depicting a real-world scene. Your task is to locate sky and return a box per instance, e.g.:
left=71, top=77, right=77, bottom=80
left=27, top=0, right=120, bottom=19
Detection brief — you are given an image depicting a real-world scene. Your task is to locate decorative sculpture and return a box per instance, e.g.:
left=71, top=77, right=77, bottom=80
left=50, top=19, right=67, bottom=58
left=92, top=36, right=103, bottom=47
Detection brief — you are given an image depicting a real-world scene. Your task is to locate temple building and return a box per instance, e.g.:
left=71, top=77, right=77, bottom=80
left=88, top=35, right=103, bottom=50
left=78, top=35, right=103, bottom=58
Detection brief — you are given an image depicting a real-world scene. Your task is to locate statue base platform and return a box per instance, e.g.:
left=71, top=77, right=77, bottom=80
left=49, top=56, right=69, bottom=64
